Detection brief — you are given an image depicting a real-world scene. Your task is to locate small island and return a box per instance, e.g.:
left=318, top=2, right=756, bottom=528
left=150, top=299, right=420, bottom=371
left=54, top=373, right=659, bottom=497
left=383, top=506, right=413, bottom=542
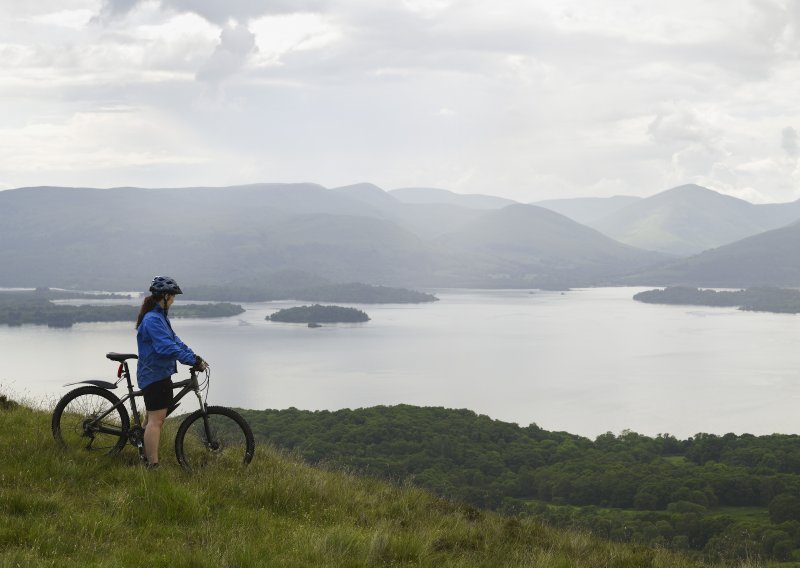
left=633, top=286, right=800, bottom=314
left=267, top=305, right=370, bottom=324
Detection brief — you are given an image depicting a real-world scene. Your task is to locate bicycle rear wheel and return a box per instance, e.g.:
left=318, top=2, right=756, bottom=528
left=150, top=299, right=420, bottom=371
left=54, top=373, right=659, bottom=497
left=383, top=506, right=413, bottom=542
left=52, top=386, right=130, bottom=455
left=175, top=406, right=254, bottom=471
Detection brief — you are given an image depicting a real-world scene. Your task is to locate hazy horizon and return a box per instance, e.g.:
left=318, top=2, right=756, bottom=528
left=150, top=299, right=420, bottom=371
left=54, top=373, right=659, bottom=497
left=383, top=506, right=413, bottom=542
left=3, top=181, right=800, bottom=207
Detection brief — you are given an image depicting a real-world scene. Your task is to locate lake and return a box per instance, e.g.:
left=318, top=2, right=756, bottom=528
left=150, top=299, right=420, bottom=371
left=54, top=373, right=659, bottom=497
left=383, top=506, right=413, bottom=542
left=2, top=287, right=799, bottom=439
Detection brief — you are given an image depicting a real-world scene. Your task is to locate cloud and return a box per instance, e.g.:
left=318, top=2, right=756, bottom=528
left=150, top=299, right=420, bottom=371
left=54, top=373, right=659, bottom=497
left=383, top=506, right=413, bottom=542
left=95, top=0, right=141, bottom=22
left=647, top=105, right=719, bottom=146
left=248, top=12, right=342, bottom=68
left=160, top=0, right=328, bottom=25
left=747, top=0, right=800, bottom=57
left=6, top=0, right=800, bottom=201
left=782, top=126, right=798, bottom=157
left=196, top=22, right=258, bottom=87
left=0, top=108, right=202, bottom=175
left=93, top=0, right=329, bottom=26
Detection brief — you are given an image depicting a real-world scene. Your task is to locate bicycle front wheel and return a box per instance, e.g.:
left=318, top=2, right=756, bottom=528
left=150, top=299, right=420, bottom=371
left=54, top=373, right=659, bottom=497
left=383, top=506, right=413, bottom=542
left=51, top=386, right=130, bottom=455
left=175, top=406, right=254, bottom=471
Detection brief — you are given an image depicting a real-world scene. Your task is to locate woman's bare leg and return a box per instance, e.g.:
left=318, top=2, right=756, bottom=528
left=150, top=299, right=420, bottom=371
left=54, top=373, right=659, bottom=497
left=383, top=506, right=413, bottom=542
left=144, top=408, right=168, bottom=465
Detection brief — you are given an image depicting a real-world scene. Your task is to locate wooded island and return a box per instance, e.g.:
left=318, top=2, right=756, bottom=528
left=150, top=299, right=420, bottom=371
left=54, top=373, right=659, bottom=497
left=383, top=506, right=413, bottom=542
left=0, top=289, right=244, bottom=327
left=633, top=286, right=800, bottom=314
left=267, top=304, right=370, bottom=324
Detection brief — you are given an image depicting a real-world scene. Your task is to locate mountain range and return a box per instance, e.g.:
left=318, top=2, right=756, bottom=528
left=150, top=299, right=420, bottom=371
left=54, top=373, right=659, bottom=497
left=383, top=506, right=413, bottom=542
left=627, top=220, right=800, bottom=287
left=2, top=182, right=800, bottom=291
left=581, top=184, right=800, bottom=256
left=531, top=195, right=642, bottom=226
left=338, top=183, right=800, bottom=287
left=0, top=184, right=664, bottom=291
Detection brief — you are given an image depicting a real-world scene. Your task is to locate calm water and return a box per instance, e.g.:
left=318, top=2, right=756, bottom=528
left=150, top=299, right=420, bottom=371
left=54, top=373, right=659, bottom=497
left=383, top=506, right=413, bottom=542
left=2, top=287, right=799, bottom=439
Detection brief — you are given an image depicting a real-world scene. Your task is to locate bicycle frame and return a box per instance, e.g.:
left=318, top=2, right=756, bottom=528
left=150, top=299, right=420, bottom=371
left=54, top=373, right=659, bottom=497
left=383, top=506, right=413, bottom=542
left=74, top=359, right=207, bottom=447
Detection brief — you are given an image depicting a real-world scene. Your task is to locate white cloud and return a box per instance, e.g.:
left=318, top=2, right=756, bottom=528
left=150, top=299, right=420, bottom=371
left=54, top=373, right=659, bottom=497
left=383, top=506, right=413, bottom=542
left=26, top=8, right=95, bottom=28
left=782, top=126, right=798, bottom=157
left=0, top=108, right=202, bottom=173
left=402, top=0, right=455, bottom=19
left=647, top=105, right=721, bottom=146
left=1, top=0, right=800, bottom=201
left=196, top=23, right=258, bottom=88
left=249, top=12, right=341, bottom=68
left=158, top=0, right=329, bottom=25
left=736, top=158, right=779, bottom=174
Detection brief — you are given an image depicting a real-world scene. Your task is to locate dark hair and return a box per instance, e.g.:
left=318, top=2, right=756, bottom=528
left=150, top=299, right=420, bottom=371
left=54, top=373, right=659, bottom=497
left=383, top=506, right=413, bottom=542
left=136, top=294, right=163, bottom=328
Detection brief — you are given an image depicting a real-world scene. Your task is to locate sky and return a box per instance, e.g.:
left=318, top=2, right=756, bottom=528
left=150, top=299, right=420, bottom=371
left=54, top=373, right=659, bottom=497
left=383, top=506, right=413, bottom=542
left=1, top=0, right=800, bottom=203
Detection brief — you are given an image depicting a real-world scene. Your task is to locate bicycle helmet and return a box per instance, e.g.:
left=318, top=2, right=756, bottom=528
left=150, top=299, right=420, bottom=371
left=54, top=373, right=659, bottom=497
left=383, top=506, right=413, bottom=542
left=149, top=276, right=183, bottom=296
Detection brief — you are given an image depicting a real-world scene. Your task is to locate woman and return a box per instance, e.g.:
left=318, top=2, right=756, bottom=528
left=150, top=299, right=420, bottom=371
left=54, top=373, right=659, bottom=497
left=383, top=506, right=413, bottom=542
left=136, top=276, right=206, bottom=469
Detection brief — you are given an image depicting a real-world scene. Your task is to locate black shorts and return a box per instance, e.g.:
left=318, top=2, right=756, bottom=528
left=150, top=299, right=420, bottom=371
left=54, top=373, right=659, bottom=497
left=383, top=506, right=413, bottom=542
left=142, top=378, right=173, bottom=411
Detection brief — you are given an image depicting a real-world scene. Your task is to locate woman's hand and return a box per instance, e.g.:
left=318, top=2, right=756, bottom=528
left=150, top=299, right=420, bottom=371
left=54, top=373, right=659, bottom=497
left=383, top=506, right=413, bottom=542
left=192, top=355, right=208, bottom=372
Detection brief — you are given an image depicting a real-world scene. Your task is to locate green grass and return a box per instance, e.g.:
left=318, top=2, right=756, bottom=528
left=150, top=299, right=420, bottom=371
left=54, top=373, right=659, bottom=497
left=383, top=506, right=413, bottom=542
left=0, top=402, right=759, bottom=568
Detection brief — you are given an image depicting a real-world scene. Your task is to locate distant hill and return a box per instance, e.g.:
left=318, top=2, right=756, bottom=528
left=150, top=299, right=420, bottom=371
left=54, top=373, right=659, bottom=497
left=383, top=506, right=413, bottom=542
left=250, top=213, right=440, bottom=284
left=533, top=195, right=641, bottom=225
left=625, top=220, right=800, bottom=287
left=390, top=187, right=518, bottom=209
left=0, top=185, right=665, bottom=291
left=330, top=182, right=400, bottom=210
left=332, top=183, right=484, bottom=238
left=0, top=184, right=434, bottom=289
left=588, top=184, right=800, bottom=256
left=434, top=204, right=667, bottom=288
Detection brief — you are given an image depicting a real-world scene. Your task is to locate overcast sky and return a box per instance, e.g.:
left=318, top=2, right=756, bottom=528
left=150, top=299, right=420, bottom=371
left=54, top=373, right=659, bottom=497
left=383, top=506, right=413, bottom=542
left=2, top=0, right=800, bottom=202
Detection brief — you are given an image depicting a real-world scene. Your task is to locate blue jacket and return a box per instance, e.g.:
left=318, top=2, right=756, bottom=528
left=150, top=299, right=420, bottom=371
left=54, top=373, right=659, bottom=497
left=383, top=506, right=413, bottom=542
left=136, top=305, right=197, bottom=389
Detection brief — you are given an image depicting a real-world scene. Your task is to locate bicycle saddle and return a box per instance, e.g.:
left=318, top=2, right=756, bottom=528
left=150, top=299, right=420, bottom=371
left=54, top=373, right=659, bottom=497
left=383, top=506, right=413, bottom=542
left=106, top=352, right=138, bottom=362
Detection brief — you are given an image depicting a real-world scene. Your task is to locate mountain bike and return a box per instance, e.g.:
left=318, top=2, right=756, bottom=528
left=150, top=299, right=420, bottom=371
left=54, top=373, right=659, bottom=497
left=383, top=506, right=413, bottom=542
left=51, top=352, right=255, bottom=471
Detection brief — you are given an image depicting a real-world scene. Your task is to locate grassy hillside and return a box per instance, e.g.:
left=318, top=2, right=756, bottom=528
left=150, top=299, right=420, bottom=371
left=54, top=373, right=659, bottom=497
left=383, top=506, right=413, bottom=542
left=238, top=405, right=800, bottom=563
left=0, top=400, right=722, bottom=567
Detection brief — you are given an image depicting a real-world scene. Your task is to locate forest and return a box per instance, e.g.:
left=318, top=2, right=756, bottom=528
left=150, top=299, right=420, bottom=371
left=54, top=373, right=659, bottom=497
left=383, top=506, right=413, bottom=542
left=634, top=286, right=800, bottom=314
left=237, top=405, right=800, bottom=563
